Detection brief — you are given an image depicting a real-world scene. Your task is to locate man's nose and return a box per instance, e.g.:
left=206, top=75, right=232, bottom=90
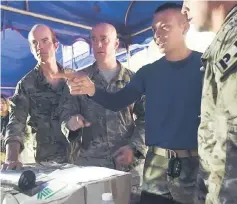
left=154, top=29, right=161, bottom=39
left=35, top=41, right=43, bottom=50
left=96, top=41, right=103, bottom=48
left=181, top=2, right=189, bottom=15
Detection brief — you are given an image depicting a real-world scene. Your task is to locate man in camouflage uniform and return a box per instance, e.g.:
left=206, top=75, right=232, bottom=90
left=57, top=3, right=204, bottom=202
left=2, top=24, right=69, bottom=170
left=182, top=1, right=237, bottom=203
left=59, top=23, right=146, bottom=204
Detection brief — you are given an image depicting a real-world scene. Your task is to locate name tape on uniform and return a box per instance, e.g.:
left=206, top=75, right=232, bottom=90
left=216, top=40, right=237, bottom=75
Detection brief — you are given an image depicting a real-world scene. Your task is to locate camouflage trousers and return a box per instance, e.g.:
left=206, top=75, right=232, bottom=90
left=195, top=125, right=237, bottom=204
left=142, top=147, right=199, bottom=204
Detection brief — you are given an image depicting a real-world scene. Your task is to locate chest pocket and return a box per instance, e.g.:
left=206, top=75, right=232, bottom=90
left=28, top=90, right=60, bottom=118
left=80, top=96, right=103, bottom=122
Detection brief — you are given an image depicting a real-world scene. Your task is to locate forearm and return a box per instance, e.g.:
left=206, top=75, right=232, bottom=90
left=59, top=91, right=81, bottom=139
left=61, top=119, right=70, bottom=139
left=59, top=94, right=80, bottom=124
left=6, top=82, right=29, bottom=153
left=198, top=117, right=215, bottom=164
left=91, top=86, right=142, bottom=112
left=5, top=141, right=21, bottom=161
left=5, top=119, right=27, bottom=152
left=130, top=121, right=147, bottom=158
left=130, top=95, right=147, bottom=157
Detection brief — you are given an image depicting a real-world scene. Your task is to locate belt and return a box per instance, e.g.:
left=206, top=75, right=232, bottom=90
left=151, top=147, right=198, bottom=158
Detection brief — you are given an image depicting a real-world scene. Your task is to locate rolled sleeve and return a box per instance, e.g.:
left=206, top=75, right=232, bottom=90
left=129, top=95, right=147, bottom=158
left=59, top=85, right=80, bottom=140
left=5, top=82, right=29, bottom=151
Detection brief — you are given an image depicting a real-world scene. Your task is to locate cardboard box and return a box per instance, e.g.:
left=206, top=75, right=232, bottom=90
left=1, top=164, right=132, bottom=204
left=83, top=171, right=131, bottom=204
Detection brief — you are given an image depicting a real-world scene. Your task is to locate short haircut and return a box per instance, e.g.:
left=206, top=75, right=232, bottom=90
left=154, top=2, right=182, bottom=14
left=28, top=24, right=57, bottom=43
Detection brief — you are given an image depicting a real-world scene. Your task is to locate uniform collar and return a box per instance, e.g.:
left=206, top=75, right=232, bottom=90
left=86, top=60, right=130, bottom=83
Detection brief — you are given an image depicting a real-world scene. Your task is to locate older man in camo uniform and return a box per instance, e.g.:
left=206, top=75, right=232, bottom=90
left=59, top=23, right=146, bottom=204
left=2, top=24, right=69, bottom=170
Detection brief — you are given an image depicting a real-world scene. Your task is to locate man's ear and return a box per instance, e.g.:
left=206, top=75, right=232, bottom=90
left=54, top=41, right=59, bottom=51
left=183, top=22, right=190, bottom=35
left=29, top=43, right=34, bottom=54
left=115, top=38, right=119, bottom=50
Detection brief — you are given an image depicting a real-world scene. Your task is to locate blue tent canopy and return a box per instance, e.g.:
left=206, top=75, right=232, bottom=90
left=1, top=29, right=36, bottom=87
left=1, top=1, right=182, bottom=45
left=1, top=1, right=182, bottom=95
left=1, top=29, right=63, bottom=96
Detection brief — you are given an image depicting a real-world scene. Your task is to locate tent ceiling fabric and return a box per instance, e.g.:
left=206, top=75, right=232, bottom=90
left=1, top=1, right=181, bottom=45
left=1, top=29, right=63, bottom=91
left=1, top=1, right=182, bottom=95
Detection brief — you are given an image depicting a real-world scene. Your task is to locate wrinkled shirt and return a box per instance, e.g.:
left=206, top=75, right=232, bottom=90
left=60, top=62, right=146, bottom=171
left=5, top=64, right=69, bottom=162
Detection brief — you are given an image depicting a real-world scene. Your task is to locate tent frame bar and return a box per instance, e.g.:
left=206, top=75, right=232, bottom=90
left=1, top=87, right=16, bottom=90
left=1, top=5, right=151, bottom=38
left=131, top=26, right=151, bottom=37
left=25, top=0, right=29, bottom=11
left=1, top=5, right=92, bottom=30
left=124, top=1, right=134, bottom=26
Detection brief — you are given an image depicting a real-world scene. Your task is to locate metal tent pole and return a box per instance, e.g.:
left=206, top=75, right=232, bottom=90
left=1, top=5, right=92, bottom=30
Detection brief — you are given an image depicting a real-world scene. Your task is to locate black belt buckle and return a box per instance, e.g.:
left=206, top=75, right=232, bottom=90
left=167, top=150, right=182, bottom=178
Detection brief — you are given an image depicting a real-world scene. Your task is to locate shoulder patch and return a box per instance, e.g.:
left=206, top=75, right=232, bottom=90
left=216, top=40, right=237, bottom=75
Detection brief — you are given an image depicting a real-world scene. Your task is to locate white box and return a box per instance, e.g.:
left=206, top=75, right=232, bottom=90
left=1, top=164, right=132, bottom=204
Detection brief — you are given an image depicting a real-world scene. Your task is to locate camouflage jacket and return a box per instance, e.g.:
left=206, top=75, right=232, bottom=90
left=198, top=6, right=237, bottom=172
left=5, top=64, right=69, bottom=163
left=60, top=62, right=147, bottom=170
